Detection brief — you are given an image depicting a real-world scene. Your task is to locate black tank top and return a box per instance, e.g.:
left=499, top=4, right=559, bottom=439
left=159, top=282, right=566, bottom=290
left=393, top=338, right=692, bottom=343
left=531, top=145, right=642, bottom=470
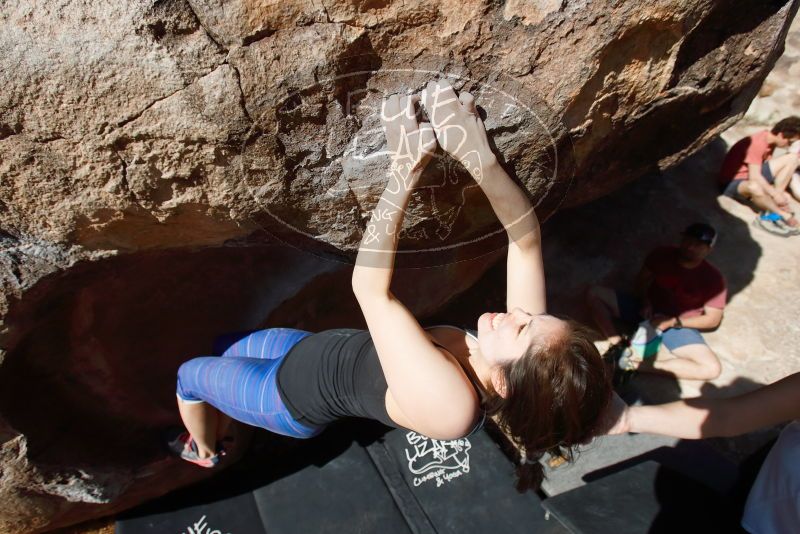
left=276, top=328, right=485, bottom=433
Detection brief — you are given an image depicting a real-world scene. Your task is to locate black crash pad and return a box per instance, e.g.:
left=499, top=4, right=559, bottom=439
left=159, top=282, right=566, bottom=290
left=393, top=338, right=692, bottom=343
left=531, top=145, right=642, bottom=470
left=117, top=490, right=265, bottom=534
left=541, top=460, right=745, bottom=533
left=365, top=427, right=565, bottom=533
left=118, top=421, right=565, bottom=534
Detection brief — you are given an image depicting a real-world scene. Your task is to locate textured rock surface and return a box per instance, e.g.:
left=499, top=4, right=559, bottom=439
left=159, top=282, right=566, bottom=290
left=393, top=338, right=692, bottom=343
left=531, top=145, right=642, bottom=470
left=1, top=0, right=799, bottom=532
left=2, top=0, right=799, bottom=254
left=737, top=13, right=800, bottom=126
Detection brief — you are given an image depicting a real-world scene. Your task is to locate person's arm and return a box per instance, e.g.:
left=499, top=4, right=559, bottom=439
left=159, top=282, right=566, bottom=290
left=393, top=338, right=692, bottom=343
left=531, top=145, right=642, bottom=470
left=607, top=372, right=800, bottom=439
left=352, top=93, right=478, bottom=440
left=421, top=79, right=545, bottom=314
left=653, top=274, right=726, bottom=332
left=652, top=306, right=723, bottom=332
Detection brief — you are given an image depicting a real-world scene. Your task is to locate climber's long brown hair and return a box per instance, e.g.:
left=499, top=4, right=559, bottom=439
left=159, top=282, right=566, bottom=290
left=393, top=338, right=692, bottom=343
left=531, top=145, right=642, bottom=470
left=483, top=320, right=612, bottom=492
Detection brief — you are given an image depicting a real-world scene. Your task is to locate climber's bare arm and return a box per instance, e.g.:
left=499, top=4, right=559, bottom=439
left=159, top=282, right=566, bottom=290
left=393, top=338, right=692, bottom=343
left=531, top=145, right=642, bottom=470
left=351, top=93, right=429, bottom=297
left=422, top=79, right=545, bottom=314
left=352, top=93, right=478, bottom=440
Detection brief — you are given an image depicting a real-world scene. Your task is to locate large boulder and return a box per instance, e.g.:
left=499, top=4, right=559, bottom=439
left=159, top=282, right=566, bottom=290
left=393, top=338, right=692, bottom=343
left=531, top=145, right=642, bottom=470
left=0, top=0, right=797, bottom=531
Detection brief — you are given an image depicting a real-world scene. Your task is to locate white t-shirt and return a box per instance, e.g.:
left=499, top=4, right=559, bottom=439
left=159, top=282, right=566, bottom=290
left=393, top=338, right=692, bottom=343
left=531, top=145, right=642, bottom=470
left=742, top=421, right=800, bottom=533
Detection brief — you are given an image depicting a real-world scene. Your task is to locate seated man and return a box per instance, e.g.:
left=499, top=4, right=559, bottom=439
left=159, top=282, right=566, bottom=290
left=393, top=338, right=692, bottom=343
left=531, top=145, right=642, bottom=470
left=719, top=117, right=800, bottom=235
left=586, top=223, right=726, bottom=380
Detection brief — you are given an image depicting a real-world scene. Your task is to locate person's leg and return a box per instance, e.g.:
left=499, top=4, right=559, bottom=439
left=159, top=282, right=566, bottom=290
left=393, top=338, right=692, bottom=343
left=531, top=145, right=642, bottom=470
left=632, top=329, right=721, bottom=380
left=176, top=354, right=321, bottom=446
left=216, top=328, right=311, bottom=360
left=737, top=180, right=793, bottom=219
left=790, top=174, right=800, bottom=202
left=766, top=154, right=800, bottom=193
left=210, top=328, right=312, bottom=442
left=586, top=286, right=624, bottom=344
left=644, top=344, right=721, bottom=380
left=173, top=401, right=236, bottom=455
left=176, top=356, right=235, bottom=458
left=748, top=164, right=799, bottom=228
left=176, top=397, right=220, bottom=458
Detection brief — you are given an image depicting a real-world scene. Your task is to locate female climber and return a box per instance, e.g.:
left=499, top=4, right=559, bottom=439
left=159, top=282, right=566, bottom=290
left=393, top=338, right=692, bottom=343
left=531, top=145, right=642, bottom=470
left=170, top=79, right=612, bottom=491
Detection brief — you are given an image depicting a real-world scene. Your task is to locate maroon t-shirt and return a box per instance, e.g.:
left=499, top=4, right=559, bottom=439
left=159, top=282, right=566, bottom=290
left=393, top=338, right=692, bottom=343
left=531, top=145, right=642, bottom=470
left=644, top=246, right=727, bottom=318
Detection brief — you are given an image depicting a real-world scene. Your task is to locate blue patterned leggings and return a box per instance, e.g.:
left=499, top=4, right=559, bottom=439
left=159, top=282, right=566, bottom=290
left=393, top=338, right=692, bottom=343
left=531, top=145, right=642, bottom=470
left=176, top=328, right=323, bottom=439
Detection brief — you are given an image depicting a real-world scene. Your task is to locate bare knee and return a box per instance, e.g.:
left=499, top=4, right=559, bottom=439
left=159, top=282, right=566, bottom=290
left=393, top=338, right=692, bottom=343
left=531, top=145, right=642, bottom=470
left=744, top=182, right=765, bottom=198
left=699, top=360, right=721, bottom=380
left=690, top=348, right=722, bottom=380
left=668, top=343, right=721, bottom=379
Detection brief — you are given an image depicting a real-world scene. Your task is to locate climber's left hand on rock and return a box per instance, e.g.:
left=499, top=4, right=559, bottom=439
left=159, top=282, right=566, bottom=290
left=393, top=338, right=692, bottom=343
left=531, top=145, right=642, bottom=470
left=380, top=93, right=437, bottom=192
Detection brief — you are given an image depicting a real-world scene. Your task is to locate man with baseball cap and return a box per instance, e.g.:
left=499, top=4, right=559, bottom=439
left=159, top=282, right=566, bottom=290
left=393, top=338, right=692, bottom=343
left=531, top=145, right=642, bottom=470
left=587, top=223, right=727, bottom=380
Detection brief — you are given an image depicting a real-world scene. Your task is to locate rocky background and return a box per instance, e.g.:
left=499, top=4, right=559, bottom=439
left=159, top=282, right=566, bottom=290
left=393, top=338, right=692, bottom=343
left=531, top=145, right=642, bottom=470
left=1, top=1, right=799, bottom=532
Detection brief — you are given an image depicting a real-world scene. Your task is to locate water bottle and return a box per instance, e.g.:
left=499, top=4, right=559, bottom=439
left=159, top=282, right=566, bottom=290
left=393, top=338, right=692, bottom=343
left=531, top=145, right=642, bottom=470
left=631, top=320, right=662, bottom=359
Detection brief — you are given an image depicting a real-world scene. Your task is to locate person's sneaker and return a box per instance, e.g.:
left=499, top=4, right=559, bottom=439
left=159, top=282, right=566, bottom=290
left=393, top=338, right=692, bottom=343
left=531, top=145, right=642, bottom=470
left=753, top=215, right=793, bottom=237
left=777, top=218, right=800, bottom=236
left=760, top=211, right=783, bottom=222
left=165, top=428, right=225, bottom=468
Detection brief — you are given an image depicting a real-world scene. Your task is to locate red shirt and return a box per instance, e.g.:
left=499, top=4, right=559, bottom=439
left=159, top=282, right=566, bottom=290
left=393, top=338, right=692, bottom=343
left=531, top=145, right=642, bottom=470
left=644, top=246, right=727, bottom=318
left=718, top=130, right=773, bottom=185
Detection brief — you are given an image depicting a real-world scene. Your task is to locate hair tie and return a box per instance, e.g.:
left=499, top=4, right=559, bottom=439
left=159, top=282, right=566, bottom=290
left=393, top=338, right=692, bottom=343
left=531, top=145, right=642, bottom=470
left=520, top=452, right=542, bottom=465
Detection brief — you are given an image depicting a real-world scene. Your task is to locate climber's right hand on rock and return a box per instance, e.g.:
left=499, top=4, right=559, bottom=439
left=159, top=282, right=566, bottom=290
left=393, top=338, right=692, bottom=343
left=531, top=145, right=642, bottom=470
left=421, top=79, right=496, bottom=183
